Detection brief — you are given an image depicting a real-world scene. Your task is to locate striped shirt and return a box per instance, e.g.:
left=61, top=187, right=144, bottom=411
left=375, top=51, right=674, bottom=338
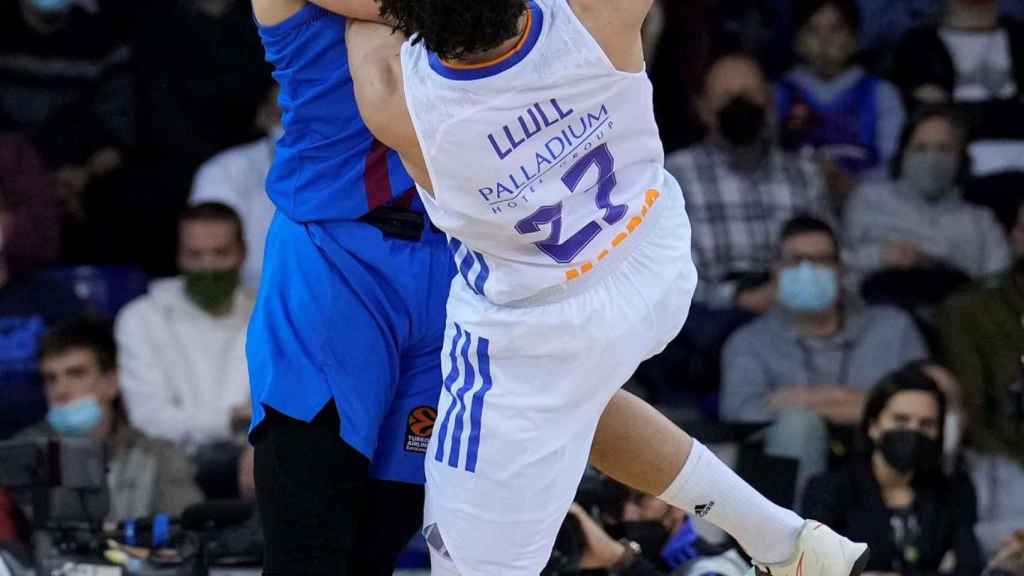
left=666, top=141, right=829, bottom=306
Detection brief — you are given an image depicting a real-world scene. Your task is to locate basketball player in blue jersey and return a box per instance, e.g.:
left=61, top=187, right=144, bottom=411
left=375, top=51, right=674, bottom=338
left=246, top=1, right=455, bottom=574
left=338, top=0, right=868, bottom=575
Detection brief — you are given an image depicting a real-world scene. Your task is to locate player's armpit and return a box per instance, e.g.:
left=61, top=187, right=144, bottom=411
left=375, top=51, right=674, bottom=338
left=568, top=0, right=652, bottom=73
left=308, top=0, right=384, bottom=22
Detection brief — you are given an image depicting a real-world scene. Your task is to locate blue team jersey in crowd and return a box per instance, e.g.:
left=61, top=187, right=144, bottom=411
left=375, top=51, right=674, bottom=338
left=258, top=4, right=414, bottom=222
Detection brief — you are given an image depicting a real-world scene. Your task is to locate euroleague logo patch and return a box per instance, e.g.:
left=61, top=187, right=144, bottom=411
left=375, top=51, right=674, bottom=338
left=405, top=406, right=437, bottom=453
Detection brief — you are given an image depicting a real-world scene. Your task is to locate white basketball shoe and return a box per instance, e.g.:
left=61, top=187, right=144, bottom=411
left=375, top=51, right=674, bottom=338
left=751, top=521, right=869, bottom=576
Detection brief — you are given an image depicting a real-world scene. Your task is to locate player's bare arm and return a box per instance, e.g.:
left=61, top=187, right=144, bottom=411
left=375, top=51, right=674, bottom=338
left=252, top=0, right=382, bottom=27
left=346, top=20, right=433, bottom=193
left=568, top=0, right=654, bottom=72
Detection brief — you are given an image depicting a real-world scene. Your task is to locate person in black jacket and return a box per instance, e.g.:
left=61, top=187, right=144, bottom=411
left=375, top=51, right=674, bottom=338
left=802, top=361, right=984, bottom=576
left=891, top=0, right=1024, bottom=138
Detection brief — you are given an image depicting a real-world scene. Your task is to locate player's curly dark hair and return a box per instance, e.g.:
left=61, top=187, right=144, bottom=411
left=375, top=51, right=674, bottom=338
left=378, top=0, right=529, bottom=62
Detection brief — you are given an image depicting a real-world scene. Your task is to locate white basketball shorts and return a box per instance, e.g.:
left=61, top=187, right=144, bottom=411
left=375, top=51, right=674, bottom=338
left=424, top=173, right=697, bottom=575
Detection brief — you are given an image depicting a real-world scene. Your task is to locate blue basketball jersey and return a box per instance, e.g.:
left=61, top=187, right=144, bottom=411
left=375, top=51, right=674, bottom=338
left=258, top=4, right=414, bottom=222
left=249, top=5, right=453, bottom=484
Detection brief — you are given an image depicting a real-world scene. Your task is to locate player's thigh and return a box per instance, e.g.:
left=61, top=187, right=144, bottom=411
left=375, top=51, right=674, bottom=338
left=253, top=404, right=371, bottom=575
left=368, top=231, right=451, bottom=485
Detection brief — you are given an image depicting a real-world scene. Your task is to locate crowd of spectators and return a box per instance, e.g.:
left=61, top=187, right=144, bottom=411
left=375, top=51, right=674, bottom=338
left=1, top=0, right=1024, bottom=574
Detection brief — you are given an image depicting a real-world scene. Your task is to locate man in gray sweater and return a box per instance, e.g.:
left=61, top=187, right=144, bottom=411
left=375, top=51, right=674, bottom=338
left=720, top=215, right=928, bottom=505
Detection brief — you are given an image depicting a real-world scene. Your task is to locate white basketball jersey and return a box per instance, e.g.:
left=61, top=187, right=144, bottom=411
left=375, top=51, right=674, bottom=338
left=401, top=0, right=666, bottom=305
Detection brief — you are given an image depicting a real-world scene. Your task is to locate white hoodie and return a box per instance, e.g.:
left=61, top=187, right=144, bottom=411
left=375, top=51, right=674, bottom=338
left=114, top=277, right=253, bottom=451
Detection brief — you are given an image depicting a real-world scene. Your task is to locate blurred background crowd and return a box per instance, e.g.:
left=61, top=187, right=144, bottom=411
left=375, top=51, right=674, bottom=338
left=1, top=0, right=1024, bottom=574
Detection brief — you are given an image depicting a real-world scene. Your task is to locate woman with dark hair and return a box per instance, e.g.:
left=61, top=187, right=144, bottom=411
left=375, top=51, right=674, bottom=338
left=802, top=362, right=983, bottom=576
left=843, top=105, right=1009, bottom=310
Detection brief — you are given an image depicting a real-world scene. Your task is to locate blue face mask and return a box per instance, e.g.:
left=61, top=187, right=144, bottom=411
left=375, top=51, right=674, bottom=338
left=47, top=395, right=103, bottom=436
left=28, top=0, right=73, bottom=13
left=777, top=261, right=839, bottom=313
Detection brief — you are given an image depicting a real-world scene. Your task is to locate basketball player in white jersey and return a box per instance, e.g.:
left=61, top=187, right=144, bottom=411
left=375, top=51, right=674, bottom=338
left=333, top=0, right=867, bottom=574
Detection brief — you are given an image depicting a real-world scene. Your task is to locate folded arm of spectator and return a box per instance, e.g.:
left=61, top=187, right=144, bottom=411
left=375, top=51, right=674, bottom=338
left=765, top=385, right=864, bottom=424
left=800, top=386, right=866, bottom=425
left=720, top=333, right=775, bottom=422
left=114, top=304, right=233, bottom=446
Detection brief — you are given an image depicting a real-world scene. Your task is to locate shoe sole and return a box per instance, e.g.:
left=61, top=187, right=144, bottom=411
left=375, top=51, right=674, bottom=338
left=848, top=547, right=871, bottom=576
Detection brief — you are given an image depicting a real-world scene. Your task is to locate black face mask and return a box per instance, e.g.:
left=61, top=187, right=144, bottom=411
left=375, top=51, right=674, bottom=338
left=619, top=521, right=669, bottom=561
left=717, top=96, right=766, bottom=147
left=878, top=429, right=940, bottom=474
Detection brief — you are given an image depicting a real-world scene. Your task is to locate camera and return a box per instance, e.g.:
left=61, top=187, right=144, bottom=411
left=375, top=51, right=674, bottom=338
left=0, top=438, right=261, bottom=576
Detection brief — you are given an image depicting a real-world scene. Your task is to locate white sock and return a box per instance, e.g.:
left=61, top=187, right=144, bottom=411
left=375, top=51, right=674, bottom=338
left=658, top=439, right=804, bottom=564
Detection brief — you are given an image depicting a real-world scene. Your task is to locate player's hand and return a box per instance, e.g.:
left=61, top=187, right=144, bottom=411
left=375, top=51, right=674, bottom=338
left=768, top=386, right=812, bottom=409
left=735, top=282, right=776, bottom=313
left=56, top=164, right=90, bottom=219
left=567, top=503, right=627, bottom=570
left=230, top=403, right=253, bottom=433
left=238, top=446, right=256, bottom=500
left=802, top=385, right=865, bottom=424
left=882, top=240, right=925, bottom=269
left=819, top=157, right=855, bottom=204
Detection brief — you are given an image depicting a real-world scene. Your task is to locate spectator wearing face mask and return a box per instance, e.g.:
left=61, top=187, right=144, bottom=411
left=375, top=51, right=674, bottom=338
left=648, top=55, right=829, bottom=406
left=843, top=106, right=1009, bottom=310
left=551, top=477, right=742, bottom=576
left=666, top=54, right=830, bottom=313
left=721, top=216, right=928, bottom=504
left=15, top=318, right=201, bottom=522
left=190, top=84, right=281, bottom=292
left=114, top=202, right=253, bottom=455
left=777, top=0, right=906, bottom=200
left=940, top=195, right=1024, bottom=556
left=0, top=167, right=87, bottom=437
left=803, top=363, right=983, bottom=576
